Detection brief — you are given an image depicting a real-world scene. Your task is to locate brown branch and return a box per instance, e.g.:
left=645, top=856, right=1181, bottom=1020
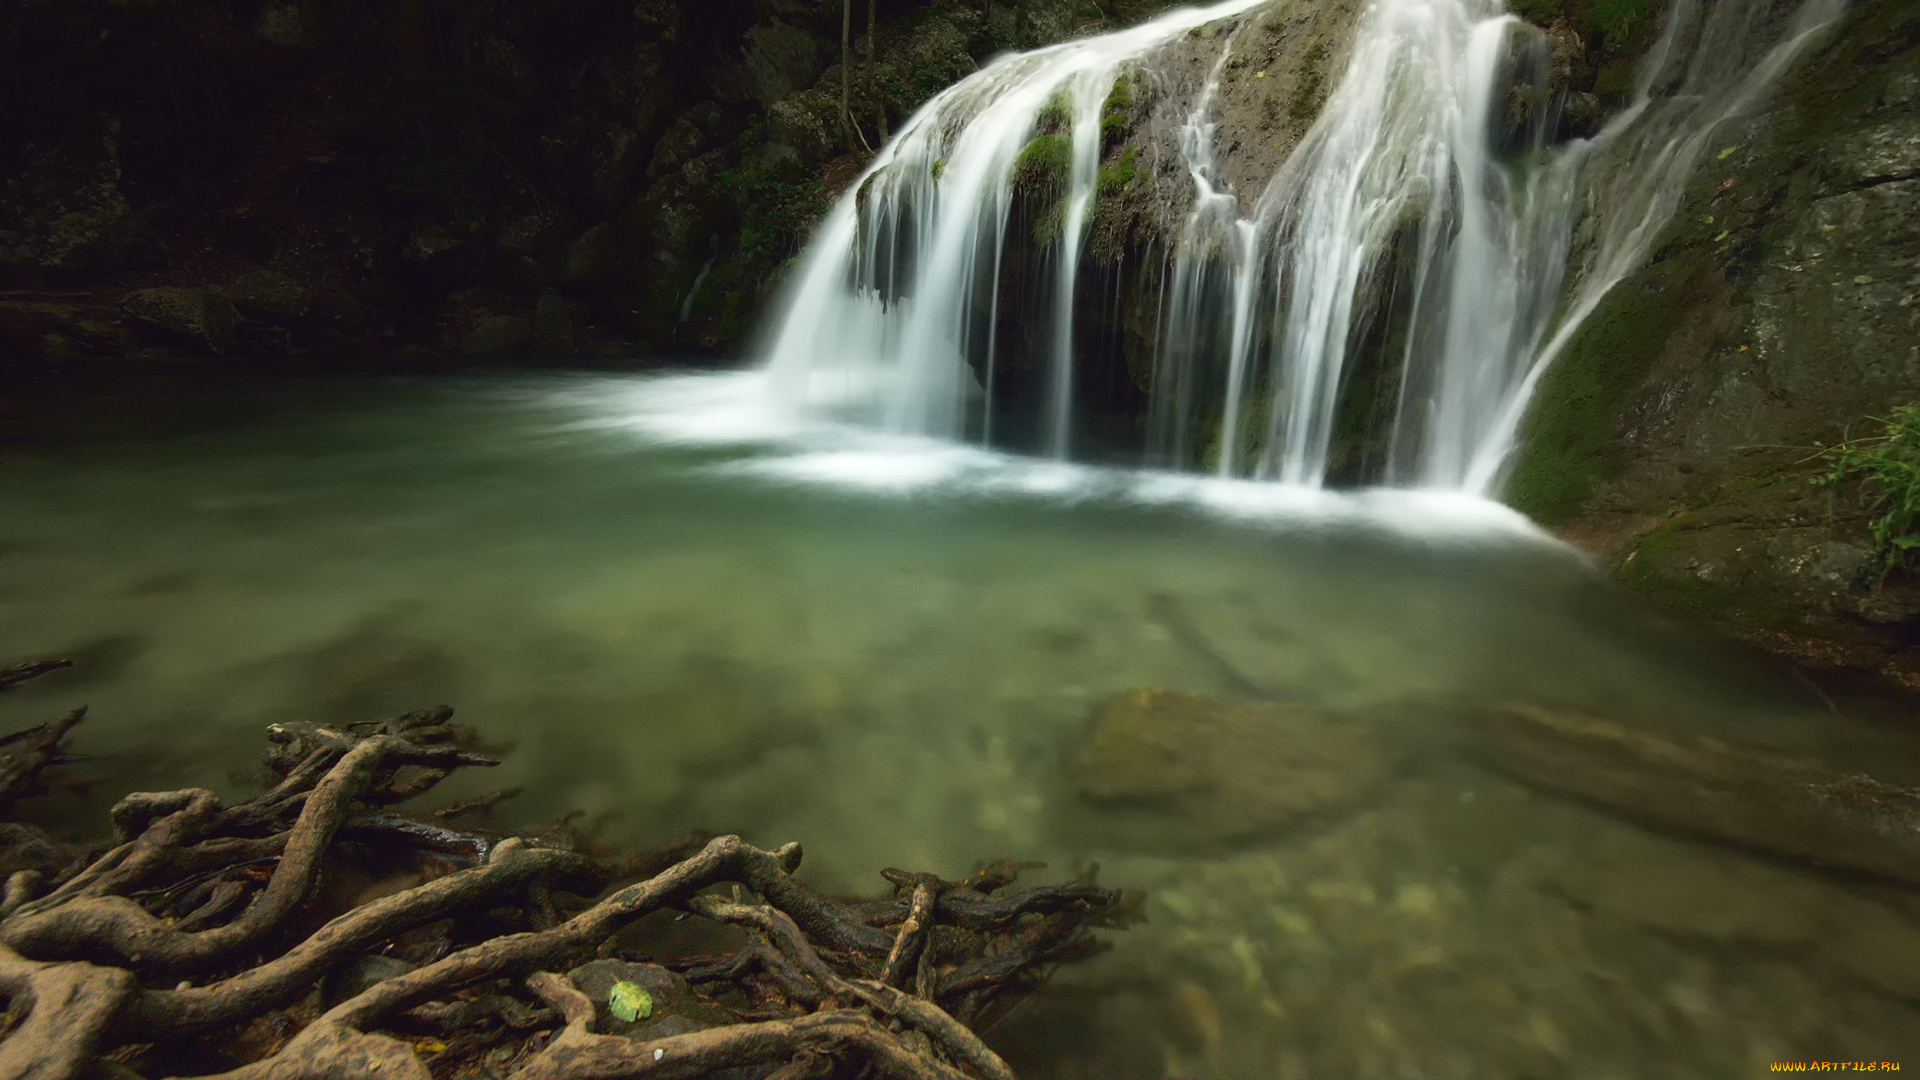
left=882, top=877, right=936, bottom=987
left=690, top=896, right=1015, bottom=1080
left=0, top=710, right=86, bottom=813
left=2, top=735, right=496, bottom=978
left=282, top=836, right=798, bottom=1039
left=116, top=842, right=599, bottom=1038
left=0, top=663, right=71, bottom=694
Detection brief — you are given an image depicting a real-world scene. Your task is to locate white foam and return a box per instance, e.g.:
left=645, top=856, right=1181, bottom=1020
left=547, top=372, right=1557, bottom=547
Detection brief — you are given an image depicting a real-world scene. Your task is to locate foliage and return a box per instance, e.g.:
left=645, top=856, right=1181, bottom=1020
left=1591, top=0, right=1656, bottom=44
left=1818, top=405, right=1920, bottom=578
left=719, top=163, right=827, bottom=261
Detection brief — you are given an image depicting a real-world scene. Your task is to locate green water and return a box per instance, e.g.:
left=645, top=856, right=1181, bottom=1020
left=2, top=371, right=1915, bottom=1075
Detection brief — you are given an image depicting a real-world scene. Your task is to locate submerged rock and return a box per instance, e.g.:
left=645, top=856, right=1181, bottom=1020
left=1069, top=687, right=1388, bottom=844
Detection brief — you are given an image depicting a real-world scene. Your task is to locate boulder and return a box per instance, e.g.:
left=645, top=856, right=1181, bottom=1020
left=1069, top=688, right=1389, bottom=844
left=122, top=287, right=238, bottom=353
left=461, top=315, right=531, bottom=355
left=228, top=269, right=311, bottom=322
left=741, top=20, right=823, bottom=105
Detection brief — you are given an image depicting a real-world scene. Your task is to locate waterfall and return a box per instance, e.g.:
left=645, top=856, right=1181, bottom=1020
left=760, top=0, right=1843, bottom=496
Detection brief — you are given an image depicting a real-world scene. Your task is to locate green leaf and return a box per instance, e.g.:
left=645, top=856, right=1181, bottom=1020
left=608, top=980, right=653, bottom=1023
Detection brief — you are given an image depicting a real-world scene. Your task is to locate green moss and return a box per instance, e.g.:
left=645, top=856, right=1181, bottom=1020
left=1036, top=91, right=1074, bottom=136
left=1615, top=516, right=1744, bottom=617
left=1014, top=135, right=1072, bottom=246
left=1101, top=75, right=1133, bottom=145
left=1503, top=269, right=1690, bottom=524
left=1014, top=134, right=1072, bottom=193
left=1097, top=146, right=1138, bottom=195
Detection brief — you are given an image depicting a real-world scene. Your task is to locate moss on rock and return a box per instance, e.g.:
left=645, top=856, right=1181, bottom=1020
left=1504, top=256, right=1706, bottom=525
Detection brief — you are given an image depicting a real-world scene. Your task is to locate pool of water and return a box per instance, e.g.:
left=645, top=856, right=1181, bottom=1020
left=3, top=368, right=1916, bottom=1075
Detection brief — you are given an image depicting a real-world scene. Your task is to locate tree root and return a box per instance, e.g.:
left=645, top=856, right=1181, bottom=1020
left=0, top=698, right=1134, bottom=1080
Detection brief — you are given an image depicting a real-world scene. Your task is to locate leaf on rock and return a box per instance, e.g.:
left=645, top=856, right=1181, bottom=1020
left=609, top=980, right=653, bottom=1022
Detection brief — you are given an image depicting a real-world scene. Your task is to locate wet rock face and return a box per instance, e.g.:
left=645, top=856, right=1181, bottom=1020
left=1506, top=0, right=1920, bottom=677
left=1069, top=688, right=1389, bottom=846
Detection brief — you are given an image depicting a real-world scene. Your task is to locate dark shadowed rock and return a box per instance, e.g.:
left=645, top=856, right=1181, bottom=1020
left=532, top=291, right=573, bottom=355
left=229, top=270, right=312, bottom=322
left=123, top=288, right=239, bottom=353
left=462, top=315, right=532, bottom=355
left=563, top=223, right=616, bottom=284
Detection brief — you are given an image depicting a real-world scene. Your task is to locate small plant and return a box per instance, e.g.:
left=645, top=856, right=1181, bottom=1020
left=1819, top=404, right=1920, bottom=579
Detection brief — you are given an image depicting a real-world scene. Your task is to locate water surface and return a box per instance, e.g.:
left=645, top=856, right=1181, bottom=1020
left=2, top=369, right=1915, bottom=1075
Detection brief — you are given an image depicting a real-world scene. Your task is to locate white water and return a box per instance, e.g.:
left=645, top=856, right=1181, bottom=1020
left=762, top=0, right=1843, bottom=496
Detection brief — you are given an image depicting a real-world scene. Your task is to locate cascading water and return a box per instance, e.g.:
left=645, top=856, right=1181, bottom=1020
left=763, top=0, right=1275, bottom=452
left=761, top=0, right=1844, bottom=495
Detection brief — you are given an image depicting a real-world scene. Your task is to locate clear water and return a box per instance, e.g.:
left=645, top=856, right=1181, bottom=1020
left=3, top=370, right=1917, bottom=1073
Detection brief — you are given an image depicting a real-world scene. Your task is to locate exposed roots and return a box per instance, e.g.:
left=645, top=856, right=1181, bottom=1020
left=0, top=660, right=1135, bottom=1080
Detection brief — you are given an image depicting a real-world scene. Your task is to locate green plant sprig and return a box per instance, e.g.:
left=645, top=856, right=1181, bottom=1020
left=1817, top=404, right=1920, bottom=580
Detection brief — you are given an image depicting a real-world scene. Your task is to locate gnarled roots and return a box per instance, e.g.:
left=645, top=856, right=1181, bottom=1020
left=0, top=661, right=1134, bottom=1080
